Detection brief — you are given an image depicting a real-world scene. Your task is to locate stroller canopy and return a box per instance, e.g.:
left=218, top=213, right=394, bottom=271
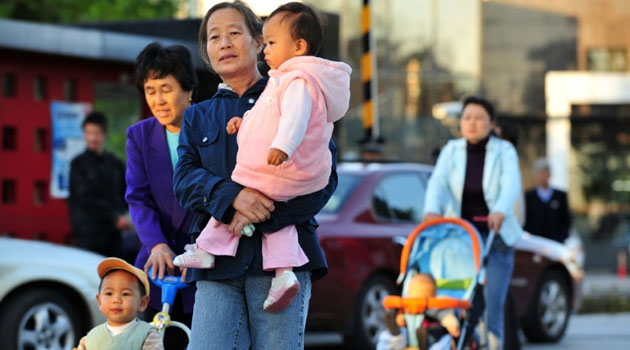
left=399, top=218, right=484, bottom=298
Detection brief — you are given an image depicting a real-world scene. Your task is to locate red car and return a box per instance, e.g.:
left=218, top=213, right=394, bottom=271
left=307, top=162, right=584, bottom=349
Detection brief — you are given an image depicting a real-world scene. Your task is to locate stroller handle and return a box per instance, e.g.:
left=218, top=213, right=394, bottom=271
left=383, top=295, right=470, bottom=314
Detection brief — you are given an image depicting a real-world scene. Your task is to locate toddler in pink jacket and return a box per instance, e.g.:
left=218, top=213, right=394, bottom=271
left=174, top=2, right=351, bottom=312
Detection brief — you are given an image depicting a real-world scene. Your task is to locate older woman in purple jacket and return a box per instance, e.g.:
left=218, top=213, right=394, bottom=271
left=125, top=42, right=198, bottom=350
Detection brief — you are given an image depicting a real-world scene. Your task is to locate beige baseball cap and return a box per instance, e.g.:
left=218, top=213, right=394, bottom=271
left=97, top=257, right=150, bottom=296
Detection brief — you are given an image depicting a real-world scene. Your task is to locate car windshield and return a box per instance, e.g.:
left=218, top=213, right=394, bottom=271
left=321, top=173, right=361, bottom=214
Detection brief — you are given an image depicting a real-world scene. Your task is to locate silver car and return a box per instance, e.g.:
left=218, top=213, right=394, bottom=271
left=0, top=237, right=105, bottom=350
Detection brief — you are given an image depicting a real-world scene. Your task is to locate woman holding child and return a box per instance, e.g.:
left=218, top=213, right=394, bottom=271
left=174, top=1, right=347, bottom=349
left=423, top=96, right=523, bottom=350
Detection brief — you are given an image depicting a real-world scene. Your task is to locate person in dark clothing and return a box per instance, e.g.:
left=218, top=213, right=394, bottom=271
left=68, top=111, right=129, bottom=258
left=524, top=158, right=571, bottom=243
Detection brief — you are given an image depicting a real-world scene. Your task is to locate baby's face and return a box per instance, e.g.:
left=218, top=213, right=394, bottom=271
left=97, top=270, right=149, bottom=326
left=263, top=12, right=303, bottom=69
left=408, top=275, right=437, bottom=299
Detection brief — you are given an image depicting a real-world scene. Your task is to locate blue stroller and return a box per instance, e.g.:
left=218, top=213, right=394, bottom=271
left=383, top=217, right=496, bottom=350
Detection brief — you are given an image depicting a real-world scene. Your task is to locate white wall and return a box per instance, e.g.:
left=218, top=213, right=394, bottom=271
left=545, top=71, right=630, bottom=190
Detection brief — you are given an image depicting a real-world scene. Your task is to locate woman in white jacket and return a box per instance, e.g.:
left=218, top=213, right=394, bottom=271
left=423, top=96, right=523, bottom=350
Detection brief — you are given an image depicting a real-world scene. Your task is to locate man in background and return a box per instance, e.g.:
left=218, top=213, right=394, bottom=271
left=524, top=158, right=571, bottom=243
left=68, top=111, right=129, bottom=257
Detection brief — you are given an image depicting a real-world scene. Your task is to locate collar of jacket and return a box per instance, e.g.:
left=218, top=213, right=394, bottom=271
left=453, top=135, right=500, bottom=151
left=213, top=77, right=269, bottom=98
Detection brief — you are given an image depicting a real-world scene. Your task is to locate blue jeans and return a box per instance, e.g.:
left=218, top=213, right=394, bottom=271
left=482, top=235, right=514, bottom=348
left=188, top=271, right=311, bottom=350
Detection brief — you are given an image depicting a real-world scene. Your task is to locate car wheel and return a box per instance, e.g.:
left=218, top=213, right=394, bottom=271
left=347, top=275, right=398, bottom=349
left=0, top=287, right=82, bottom=350
left=522, top=270, right=571, bottom=343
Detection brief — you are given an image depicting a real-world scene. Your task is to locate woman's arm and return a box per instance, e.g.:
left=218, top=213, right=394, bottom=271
left=125, top=129, right=178, bottom=279
left=254, top=140, right=338, bottom=233
left=125, top=130, right=169, bottom=251
left=487, top=142, right=521, bottom=232
left=490, top=142, right=521, bottom=215
left=423, top=142, right=453, bottom=218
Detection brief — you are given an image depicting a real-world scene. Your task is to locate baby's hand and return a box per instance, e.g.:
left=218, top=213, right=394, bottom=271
left=226, top=117, right=243, bottom=134
left=441, top=313, right=460, bottom=337
left=267, top=148, right=288, bottom=165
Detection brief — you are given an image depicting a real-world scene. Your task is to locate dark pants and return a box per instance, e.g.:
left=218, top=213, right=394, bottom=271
left=141, top=293, right=192, bottom=350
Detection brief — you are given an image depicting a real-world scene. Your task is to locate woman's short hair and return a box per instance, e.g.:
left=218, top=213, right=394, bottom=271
left=268, top=2, right=324, bottom=56
left=198, top=1, right=263, bottom=68
left=134, top=42, right=198, bottom=93
left=462, top=95, right=496, bottom=121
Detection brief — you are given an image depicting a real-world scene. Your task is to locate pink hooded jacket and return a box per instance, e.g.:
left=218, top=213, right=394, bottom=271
left=231, top=56, right=352, bottom=201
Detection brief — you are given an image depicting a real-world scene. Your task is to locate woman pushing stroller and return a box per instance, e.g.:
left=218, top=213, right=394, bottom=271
left=422, top=96, right=523, bottom=349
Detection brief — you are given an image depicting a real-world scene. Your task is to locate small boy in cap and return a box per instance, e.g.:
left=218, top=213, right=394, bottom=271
left=74, top=257, right=163, bottom=350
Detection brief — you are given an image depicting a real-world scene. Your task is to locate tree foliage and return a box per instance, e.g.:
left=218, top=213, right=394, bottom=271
left=0, top=0, right=179, bottom=23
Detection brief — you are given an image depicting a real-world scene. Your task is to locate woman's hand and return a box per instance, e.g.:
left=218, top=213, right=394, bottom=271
left=228, top=211, right=252, bottom=236
left=423, top=212, right=441, bottom=222
left=488, top=211, right=505, bottom=233
left=144, top=243, right=176, bottom=280
left=232, top=188, right=275, bottom=223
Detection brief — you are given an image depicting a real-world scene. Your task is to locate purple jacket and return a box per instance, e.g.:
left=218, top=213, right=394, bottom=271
left=125, top=117, right=196, bottom=312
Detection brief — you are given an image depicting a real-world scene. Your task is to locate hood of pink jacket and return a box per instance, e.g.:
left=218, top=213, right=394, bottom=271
left=270, top=56, right=352, bottom=123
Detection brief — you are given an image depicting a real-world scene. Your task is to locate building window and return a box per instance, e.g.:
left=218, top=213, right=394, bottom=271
left=3, top=73, right=16, bottom=97
left=2, top=126, right=17, bottom=150
left=34, top=76, right=47, bottom=101
left=64, top=78, right=77, bottom=101
left=587, top=48, right=627, bottom=72
left=34, top=128, right=48, bottom=152
left=2, top=179, right=17, bottom=204
left=33, top=180, right=48, bottom=206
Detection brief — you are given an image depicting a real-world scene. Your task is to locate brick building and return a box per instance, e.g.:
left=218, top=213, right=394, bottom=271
left=0, top=19, right=201, bottom=243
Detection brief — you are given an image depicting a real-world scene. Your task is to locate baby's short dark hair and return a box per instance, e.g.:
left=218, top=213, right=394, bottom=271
left=268, top=2, right=324, bottom=56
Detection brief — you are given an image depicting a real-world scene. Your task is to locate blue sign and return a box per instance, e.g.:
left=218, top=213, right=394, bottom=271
left=50, top=101, right=92, bottom=198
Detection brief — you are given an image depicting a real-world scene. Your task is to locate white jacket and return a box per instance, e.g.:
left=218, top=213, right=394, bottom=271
left=424, top=136, right=524, bottom=246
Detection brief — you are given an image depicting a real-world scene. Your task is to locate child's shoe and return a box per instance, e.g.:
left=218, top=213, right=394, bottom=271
left=263, top=270, right=300, bottom=312
left=173, top=244, right=215, bottom=269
